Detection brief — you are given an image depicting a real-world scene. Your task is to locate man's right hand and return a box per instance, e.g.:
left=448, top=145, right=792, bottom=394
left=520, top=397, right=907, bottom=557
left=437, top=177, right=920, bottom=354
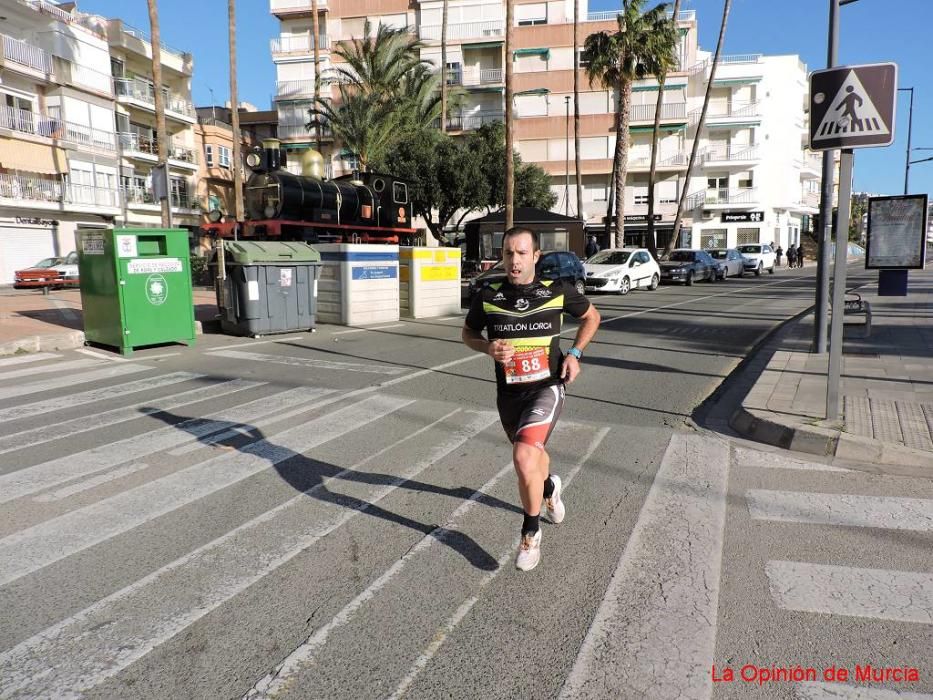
left=488, top=339, right=514, bottom=365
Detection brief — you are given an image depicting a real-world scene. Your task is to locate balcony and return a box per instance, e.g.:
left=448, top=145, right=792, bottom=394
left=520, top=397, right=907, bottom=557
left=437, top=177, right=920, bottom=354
left=445, top=66, right=503, bottom=87
left=271, top=34, right=329, bottom=54
left=0, top=172, right=63, bottom=204
left=1, top=106, right=116, bottom=153
left=437, top=111, right=504, bottom=132
left=273, top=78, right=339, bottom=101
left=64, top=183, right=120, bottom=209
left=799, top=153, right=822, bottom=179
left=270, top=0, right=327, bottom=15
left=117, top=132, right=198, bottom=167
left=587, top=9, right=695, bottom=22
left=113, top=78, right=197, bottom=122
left=687, top=187, right=758, bottom=210
left=698, top=144, right=760, bottom=165
left=55, top=60, right=114, bottom=96
left=630, top=102, right=686, bottom=124
left=122, top=186, right=199, bottom=211
left=0, top=32, right=53, bottom=78
left=627, top=152, right=688, bottom=171
left=420, top=21, right=505, bottom=42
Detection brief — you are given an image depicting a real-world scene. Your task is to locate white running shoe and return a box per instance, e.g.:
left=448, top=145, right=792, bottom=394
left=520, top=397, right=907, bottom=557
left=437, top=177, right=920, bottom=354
left=515, top=529, right=542, bottom=571
left=545, top=475, right=565, bottom=524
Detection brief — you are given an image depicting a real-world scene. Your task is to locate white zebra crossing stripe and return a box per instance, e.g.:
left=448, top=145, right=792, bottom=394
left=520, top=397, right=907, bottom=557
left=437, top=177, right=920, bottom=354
left=0, top=385, right=335, bottom=505
left=766, top=561, right=933, bottom=624
left=0, top=363, right=149, bottom=403
left=797, top=682, right=933, bottom=699
left=0, top=377, right=256, bottom=456
left=0, top=357, right=87, bottom=380
left=0, top=371, right=203, bottom=424
left=747, top=490, right=933, bottom=531
left=560, top=433, right=730, bottom=700
left=0, top=408, right=493, bottom=698
left=210, top=349, right=406, bottom=375
left=0, top=353, right=60, bottom=368
left=0, top=394, right=413, bottom=587
left=733, top=447, right=850, bottom=473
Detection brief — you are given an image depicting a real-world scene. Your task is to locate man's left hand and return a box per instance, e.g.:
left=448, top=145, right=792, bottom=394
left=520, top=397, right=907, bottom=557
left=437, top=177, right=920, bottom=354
left=561, top=354, right=581, bottom=383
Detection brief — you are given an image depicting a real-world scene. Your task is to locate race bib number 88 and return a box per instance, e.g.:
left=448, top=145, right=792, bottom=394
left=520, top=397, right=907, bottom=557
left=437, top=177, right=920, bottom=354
left=505, top=346, right=550, bottom=384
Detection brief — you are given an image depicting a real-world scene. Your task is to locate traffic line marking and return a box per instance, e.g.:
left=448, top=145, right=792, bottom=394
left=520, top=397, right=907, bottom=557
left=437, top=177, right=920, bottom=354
left=733, top=446, right=850, bottom=473
left=766, top=560, right=933, bottom=624
left=0, top=358, right=102, bottom=382
left=0, top=353, right=60, bottom=368
left=747, top=490, right=933, bottom=531
left=210, top=349, right=407, bottom=375
left=797, top=682, right=933, bottom=699
left=75, top=348, right=131, bottom=363
left=0, top=363, right=149, bottom=403
left=212, top=336, right=306, bottom=350
left=560, top=433, right=730, bottom=699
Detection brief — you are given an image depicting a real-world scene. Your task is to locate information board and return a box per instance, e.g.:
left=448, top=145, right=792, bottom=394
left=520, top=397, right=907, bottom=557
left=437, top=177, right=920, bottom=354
left=865, top=195, right=928, bottom=269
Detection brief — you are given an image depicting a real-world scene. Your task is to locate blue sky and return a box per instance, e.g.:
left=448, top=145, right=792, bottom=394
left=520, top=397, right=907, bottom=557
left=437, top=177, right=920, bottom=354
left=74, top=0, right=932, bottom=198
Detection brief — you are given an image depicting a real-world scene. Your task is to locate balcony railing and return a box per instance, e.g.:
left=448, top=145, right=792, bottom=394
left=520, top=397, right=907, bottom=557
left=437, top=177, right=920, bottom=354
left=698, top=144, right=759, bottom=163
left=274, top=78, right=339, bottom=100
left=687, top=187, right=758, bottom=209
left=119, top=22, right=185, bottom=59
left=802, top=191, right=820, bottom=208
left=420, top=21, right=504, bottom=42
left=628, top=152, right=688, bottom=169
left=1, top=106, right=116, bottom=152
left=444, top=66, right=503, bottom=87
left=436, top=111, right=504, bottom=131
left=1, top=32, right=52, bottom=74
left=123, top=186, right=198, bottom=210
left=271, top=0, right=328, bottom=12
left=113, top=78, right=196, bottom=119
left=587, top=9, right=695, bottom=22
left=56, top=60, right=114, bottom=95
left=65, top=184, right=119, bottom=208
left=701, top=101, right=760, bottom=121
left=271, top=35, right=329, bottom=53
left=0, top=173, right=63, bottom=203
left=630, top=102, right=686, bottom=122
left=117, top=132, right=198, bottom=164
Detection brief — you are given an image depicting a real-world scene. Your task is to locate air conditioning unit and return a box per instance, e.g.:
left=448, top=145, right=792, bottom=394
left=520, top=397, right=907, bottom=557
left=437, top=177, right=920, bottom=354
left=702, top=210, right=714, bottom=220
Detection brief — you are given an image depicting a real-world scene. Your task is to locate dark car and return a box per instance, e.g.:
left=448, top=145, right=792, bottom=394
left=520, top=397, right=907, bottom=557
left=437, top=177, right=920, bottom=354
left=707, top=248, right=745, bottom=279
left=468, top=251, right=586, bottom=300
left=659, top=249, right=718, bottom=286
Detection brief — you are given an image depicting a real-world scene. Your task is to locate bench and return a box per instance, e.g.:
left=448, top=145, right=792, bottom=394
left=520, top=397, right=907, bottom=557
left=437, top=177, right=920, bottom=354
left=843, top=292, right=872, bottom=337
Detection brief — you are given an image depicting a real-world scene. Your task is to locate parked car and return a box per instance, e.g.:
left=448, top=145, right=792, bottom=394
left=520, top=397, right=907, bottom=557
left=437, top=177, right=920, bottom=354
left=659, top=249, right=718, bottom=285
left=12, top=252, right=79, bottom=289
left=584, top=248, right=660, bottom=295
left=736, top=243, right=776, bottom=276
left=467, top=250, right=587, bottom=300
left=707, top=248, right=745, bottom=279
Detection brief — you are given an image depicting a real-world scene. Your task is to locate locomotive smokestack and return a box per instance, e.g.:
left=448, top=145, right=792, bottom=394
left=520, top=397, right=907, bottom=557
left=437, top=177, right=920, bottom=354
left=262, top=138, right=285, bottom=171
left=300, top=149, right=326, bottom=180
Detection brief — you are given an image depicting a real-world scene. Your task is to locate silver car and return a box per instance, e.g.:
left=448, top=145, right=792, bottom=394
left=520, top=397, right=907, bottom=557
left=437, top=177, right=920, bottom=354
left=707, top=248, right=745, bottom=279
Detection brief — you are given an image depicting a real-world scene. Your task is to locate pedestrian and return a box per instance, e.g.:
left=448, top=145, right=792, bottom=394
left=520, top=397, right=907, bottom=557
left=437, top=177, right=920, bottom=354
left=775, top=245, right=783, bottom=267
left=585, top=235, right=599, bottom=259
left=787, top=245, right=797, bottom=269
left=462, top=226, right=601, bottom=571
left=797, top=244, right=804, bottom=268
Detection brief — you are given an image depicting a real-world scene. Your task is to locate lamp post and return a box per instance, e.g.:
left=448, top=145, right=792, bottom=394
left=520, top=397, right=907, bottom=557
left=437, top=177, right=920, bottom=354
left=565, top=95, right=571, bottom=217
left=898, top=87, right=914, bottom=194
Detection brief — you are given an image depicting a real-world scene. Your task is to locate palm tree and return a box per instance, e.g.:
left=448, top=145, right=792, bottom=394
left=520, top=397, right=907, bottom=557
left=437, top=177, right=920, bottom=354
left=441, top=0, right=449, bottom=133
left=505, top=0, right=514, bottom=230
left=664, top=0, right=732, bottom=258
left=311, top=0, right=322, bottom=152
left=330, top=23, right=429, bottom=100
left=228, top=0, right=243, bottom=224
left=146, top=0, right=170, bottom=227
left=583, top=0, right=678, bottom=248
left=646, top=0, right=682, bottom=258
left=573, top=0, right=583, bottom=222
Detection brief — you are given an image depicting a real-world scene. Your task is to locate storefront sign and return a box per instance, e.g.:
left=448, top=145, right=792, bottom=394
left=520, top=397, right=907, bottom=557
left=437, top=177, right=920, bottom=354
left=14, top=217, right=57, bottom=226
left=722, top=211, right=764, bottom=223
left=623, top=214, right=663, bottom=223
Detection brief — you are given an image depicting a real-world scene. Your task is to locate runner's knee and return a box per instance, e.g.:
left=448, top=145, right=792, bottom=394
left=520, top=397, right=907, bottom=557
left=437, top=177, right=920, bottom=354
left=512, top=442, right=540, bottom=478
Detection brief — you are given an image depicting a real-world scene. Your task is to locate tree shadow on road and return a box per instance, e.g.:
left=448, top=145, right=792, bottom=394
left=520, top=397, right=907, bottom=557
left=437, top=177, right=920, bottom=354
left=143, top=408, right=506, bottom=571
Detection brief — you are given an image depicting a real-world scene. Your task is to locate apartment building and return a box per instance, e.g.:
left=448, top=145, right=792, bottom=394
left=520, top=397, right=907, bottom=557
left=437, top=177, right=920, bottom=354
left=0, top=0, right=120, bottom=284
left=268, top=0, right=821, bottom=254
left=106, top=18, right=200, bottom=231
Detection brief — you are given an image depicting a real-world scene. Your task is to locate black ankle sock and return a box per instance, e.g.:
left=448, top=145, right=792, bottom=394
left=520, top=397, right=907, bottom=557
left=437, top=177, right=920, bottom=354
left=543, top=476, right=555, bottom=499
left=521, top=512, right=539, bottom=536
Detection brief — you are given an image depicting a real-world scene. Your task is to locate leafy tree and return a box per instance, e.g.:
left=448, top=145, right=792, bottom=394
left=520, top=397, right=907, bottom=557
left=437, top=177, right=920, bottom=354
left=583, top=0, right=679, bottom=248
left=308, top=85, right=401, bottom=171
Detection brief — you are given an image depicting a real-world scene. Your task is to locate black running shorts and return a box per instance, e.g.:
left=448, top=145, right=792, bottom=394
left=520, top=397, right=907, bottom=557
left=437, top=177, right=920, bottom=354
left=496, top=382, right=565, bottom=449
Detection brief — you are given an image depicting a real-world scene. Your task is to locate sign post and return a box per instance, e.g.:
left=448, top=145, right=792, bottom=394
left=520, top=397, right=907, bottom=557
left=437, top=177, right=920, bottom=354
left=808, top=62, right=897, bottom=421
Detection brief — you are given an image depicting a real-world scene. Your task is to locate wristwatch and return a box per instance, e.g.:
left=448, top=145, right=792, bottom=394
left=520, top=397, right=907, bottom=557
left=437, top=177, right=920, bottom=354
left=566, top=347, right=583, bottom=360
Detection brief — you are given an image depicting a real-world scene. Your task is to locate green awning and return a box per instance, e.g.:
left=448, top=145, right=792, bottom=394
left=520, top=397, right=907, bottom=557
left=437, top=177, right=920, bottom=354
left=512, top=47, right=550, bottom=60
left=516, top=87, right=549, bottom=96
left=705, top=121, right=761, bottom=129
left=282, top=142, right=313, bottom=150
left=630, top=123, right=687, bottom=133
left=632, top=82, right=688, bottom=92
left=713, top=77, right=761, bottom=85
left=470, top=86, right=505, bottom=93
left=462, top=41, right=503, bottom=50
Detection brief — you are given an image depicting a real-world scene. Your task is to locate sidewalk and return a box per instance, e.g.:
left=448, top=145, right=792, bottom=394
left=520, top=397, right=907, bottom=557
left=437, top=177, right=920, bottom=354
left=730, top=265, right=933, bottom=473
left=0, top=287, right=220, bottom=355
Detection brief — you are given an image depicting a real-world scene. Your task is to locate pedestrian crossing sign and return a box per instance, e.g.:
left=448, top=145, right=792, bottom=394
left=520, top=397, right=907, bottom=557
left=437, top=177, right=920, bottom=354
left=809, top=62, right=897, bottom=150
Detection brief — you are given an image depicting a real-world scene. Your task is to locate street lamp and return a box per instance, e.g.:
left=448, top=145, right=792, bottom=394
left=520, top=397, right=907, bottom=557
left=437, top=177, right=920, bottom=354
left=898, top=87, right=914, bottom=194
left=565, top=95, right=571, bottom=217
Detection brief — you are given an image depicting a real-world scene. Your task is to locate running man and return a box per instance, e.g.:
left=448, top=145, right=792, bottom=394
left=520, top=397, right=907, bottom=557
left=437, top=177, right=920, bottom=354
left=462, top=227, right=601, bottom=571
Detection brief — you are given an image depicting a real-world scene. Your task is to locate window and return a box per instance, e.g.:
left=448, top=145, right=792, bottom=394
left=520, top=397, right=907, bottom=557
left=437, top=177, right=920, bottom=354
left=393, top=181, right=408, bottom=204
left=701, top=229, right=727, bottom=249
left=515, top=94, right=547, bottom=117
left=218, top=146, right=231, bottom=168
left=516, top=2, right=547, bottom=25
left=205, top=145, right=214, bottom=167
left=737, top=228, right=760, bottom=245
left=738, top=171, right=754, bottom=189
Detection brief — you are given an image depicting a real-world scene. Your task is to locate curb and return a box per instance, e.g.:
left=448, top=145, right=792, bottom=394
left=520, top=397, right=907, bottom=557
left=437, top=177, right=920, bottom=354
left=0, top=320, right=213, bottom=357
left=729, top=404, right=933, bottom=472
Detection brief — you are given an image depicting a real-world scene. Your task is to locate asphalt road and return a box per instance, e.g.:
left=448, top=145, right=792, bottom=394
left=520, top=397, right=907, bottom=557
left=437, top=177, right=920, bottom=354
left=2, top=264, right=931, bottom=700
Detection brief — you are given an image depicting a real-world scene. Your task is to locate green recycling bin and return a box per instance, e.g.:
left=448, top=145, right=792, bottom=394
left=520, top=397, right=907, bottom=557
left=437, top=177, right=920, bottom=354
left=217, top=240, right=322, bottom=337
left=76, top=228, right=196, bottom=355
